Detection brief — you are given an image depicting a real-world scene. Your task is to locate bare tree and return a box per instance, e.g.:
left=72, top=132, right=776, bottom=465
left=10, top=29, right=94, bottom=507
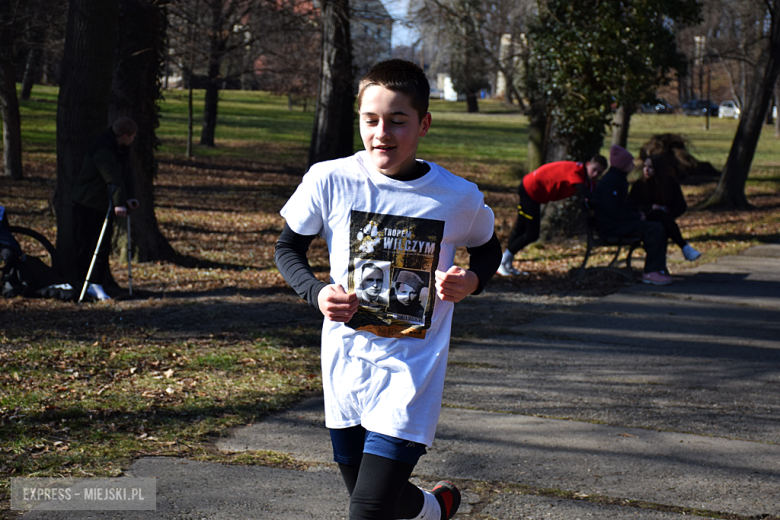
left=254, top=0, right=321, bottom=109
left=111, top=0, right=176, bottom=265
left=55, top=0, right=119, bottom=280
left=701, top=0, right=780, bottom=208
left=17, top=1, right=67, bottom=101
left=56, top=0, right=175, bottom=284
left=0, top=0, right=68, bottom=180
left=308, top=0, right=354, bottom=166
left=0, top=11, right=23, bottom=180
left=0, top=0, right=30, bottom=180
left=413, top=0, right=532, bottom=111
left=167, top=0, right=264, bottom=148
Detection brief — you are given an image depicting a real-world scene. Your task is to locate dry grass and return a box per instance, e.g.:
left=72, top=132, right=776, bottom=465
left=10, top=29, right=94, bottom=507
left=1, top=94, right=780, bottom=518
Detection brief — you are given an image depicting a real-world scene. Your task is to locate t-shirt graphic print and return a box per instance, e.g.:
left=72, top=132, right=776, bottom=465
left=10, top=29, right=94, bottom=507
left=346, top=209, right=443, bottom=339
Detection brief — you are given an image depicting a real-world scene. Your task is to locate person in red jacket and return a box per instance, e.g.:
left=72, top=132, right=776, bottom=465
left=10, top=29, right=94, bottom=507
left=498, top=155, right=607, bottom=276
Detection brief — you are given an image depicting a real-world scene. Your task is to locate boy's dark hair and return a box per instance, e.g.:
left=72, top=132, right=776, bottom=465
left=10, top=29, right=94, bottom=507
left=589, top=154, right=608, bottom=169
left=358, top=59, right=430, bottom=122
left=112, top=116, right=138, bottom=137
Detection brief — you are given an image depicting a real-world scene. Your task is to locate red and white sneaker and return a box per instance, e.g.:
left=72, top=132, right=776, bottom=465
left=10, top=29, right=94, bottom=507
left=432, top=480, right=461, bottom=520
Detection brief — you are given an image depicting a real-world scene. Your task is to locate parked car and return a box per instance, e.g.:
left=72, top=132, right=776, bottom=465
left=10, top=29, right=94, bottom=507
left=682, top=100, right=719, bottom=117
left=718, top=100, right=740, bottom=119
left=641, top=99, right=675, bottom=114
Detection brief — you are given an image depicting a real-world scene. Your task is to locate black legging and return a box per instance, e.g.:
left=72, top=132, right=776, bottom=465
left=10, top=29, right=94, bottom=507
left=506, top=183, right=541, bottom=255
left=339, top=454, right=425, bottom=520
left=645, top=209, right=686, bottom=248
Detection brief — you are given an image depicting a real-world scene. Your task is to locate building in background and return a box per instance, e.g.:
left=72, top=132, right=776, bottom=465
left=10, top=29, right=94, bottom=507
left=351, top=0, right=394, bottom=83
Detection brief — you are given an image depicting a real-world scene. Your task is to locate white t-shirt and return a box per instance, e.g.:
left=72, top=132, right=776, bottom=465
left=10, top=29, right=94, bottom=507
left=280, top=150, right=495, bottom=446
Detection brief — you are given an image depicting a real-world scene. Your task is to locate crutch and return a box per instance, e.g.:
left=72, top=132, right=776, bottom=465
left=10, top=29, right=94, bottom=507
left=78, top=206, right=112, bottom=303
left=78, top=186, right=116, bottom=303
left=126, top=214, right=133, bottom=296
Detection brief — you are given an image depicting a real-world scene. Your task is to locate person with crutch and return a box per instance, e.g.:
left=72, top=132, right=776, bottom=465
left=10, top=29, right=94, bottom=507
left=72, top=116, right=139, bottom=301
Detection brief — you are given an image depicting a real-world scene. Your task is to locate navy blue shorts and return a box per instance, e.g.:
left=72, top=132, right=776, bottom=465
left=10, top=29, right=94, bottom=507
left=330, top=425, right=427, bottom=466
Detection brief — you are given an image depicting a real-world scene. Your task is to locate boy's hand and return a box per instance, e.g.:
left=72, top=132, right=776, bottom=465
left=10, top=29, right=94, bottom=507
left=435, top=266, right=478, bottom=303
left=318, top=284, right=358, bottom=322
left=114, top=205, right=128, bottom=217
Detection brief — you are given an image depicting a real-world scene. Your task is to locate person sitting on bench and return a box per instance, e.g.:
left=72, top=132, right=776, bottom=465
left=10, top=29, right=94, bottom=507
left=592, top=145, right=672, bottom=286
left=628, top=153, right=701, bottom=263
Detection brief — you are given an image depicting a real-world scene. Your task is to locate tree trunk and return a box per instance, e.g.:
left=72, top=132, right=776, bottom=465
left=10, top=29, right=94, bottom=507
left=200, top=73, right=220, bottom=147
left=511, top=83, right=526, bottom=112
left=543, top=118, right=568, bottom=164
left=20, top=49, right=42, bottom=101
left=537, top=116, right=569, bottom=243
left=111, top=0, right=175, bottom=264
left=526, top=101, right=546, bottom=173
left=465, top=92, right=479, bottom=113
left=0, top=13, right=23, bottom=180
left=702, top=0, right=780, bottom=209
left=0, top=61, right=23, bottom=180
left=504, top=82, right=512, bottom=105
left=20, top=25, right=46, bottom=101
left=308, top=0, right=353, bottom=167
left=200, top=1, right=225, bottom=148
left=55, top=0, right=119, bottom=282
left=611, top=104, right=632, bottom=148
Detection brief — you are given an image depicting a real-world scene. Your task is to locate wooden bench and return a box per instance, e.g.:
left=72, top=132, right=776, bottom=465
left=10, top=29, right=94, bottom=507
left=573, top=197, right=641, bottom=281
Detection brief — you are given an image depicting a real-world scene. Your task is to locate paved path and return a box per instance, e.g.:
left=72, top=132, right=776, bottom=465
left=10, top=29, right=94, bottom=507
left=20, top=244, right=780, bottom=519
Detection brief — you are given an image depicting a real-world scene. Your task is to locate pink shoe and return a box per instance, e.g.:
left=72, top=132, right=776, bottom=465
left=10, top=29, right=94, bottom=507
left=642, top=271, right=672, bottom=285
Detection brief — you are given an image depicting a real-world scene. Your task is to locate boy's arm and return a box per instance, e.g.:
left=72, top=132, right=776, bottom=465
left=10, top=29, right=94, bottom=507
left=434, top=232, right=501, bottom=302
left=467, top=232, right=502, bottom=295
left=274, top=223, right=358, bottom=321
left=274, top=223, right=328, bottom=311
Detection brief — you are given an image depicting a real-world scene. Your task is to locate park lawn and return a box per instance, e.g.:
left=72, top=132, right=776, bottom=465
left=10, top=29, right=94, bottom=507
left=1, top=86, right=780, bottom=518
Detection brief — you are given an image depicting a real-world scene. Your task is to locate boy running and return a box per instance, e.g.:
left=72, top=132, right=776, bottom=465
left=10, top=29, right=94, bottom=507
left=275, top=59, right=501, bottom=520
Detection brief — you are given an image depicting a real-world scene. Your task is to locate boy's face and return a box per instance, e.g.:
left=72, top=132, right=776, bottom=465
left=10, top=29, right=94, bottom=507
left=586, top=161, right=605, bottom=180
left=395, top=283, right=418, bottom=306
left=359, top=85, right=431, bottom=178
left=360, top=267, right=383, bottom=300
